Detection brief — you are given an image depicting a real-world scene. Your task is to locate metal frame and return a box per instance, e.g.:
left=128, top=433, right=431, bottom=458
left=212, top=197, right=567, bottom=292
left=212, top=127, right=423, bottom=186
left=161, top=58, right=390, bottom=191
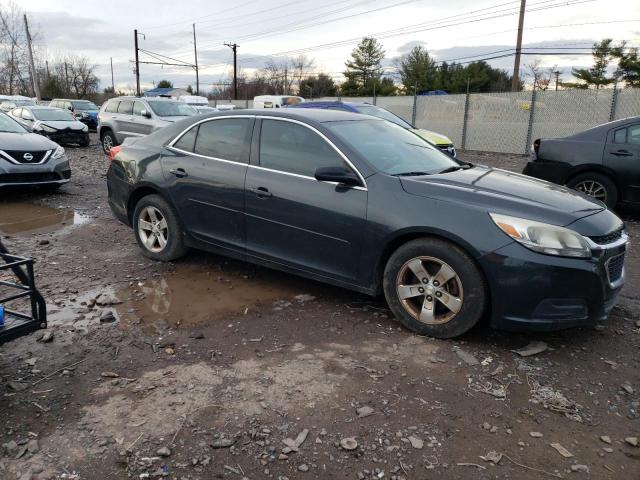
left=0, top=250, right=47, bottom=344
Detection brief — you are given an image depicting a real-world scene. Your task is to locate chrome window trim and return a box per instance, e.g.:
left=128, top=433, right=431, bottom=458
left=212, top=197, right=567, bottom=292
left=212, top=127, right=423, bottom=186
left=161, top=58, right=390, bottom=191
left=167, top=145, right=249, bottom=167
left=248, top=164, right=367, bottom=191
left=257, top=115, right=367, bottom=189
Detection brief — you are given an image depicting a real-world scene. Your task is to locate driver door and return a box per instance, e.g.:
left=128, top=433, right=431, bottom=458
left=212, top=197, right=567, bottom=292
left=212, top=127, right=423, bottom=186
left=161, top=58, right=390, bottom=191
left=244, top=118, right=368, bottom=282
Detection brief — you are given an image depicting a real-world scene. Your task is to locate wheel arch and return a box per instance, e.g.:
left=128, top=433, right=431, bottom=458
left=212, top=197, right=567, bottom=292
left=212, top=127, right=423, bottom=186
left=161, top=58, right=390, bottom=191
left=373, top=227, right=485, bottom=296
left=565, top=164, right=619, bottom=187
left=127, top=184, right=176, bottom=225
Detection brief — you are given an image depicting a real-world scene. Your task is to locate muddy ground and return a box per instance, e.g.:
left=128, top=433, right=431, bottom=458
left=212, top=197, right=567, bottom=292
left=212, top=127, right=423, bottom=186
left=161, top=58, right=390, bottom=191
left=0, top=136, right=638, bottom=480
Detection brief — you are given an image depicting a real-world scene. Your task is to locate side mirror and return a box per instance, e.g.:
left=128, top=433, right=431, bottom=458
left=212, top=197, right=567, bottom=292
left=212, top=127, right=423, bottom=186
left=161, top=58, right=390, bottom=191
left=314, top=166, right=361, bottom=187
left=141, top=109, right=152, bottom=118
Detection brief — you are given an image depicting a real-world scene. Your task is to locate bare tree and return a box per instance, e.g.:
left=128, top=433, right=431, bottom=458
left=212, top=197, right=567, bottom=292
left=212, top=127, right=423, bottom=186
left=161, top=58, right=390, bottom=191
left=0, top=2, right=32, bottom=95
left=525, top=59, right=557, bottom=91
left=291, top=54, right=315, bottom=92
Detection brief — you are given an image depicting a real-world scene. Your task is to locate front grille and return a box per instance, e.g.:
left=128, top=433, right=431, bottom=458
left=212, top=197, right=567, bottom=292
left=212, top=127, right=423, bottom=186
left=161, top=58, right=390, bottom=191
left=589, top=227, right=624, bottom=245
left=606, top=253, right=625, bottom=284
left=1, top=150, right=49, bottom=164
left=0, top=172, right=62, bottom=184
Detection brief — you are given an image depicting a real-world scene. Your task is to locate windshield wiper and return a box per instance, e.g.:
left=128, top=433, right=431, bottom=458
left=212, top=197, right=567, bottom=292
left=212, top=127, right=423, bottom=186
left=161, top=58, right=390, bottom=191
left=393, top=171, right=432, bottom=177
left=437, top=164, right=472, bottom=174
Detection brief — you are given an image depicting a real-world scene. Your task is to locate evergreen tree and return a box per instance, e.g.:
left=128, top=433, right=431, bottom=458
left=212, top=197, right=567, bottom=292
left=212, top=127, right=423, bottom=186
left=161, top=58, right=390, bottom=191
left=398, top=46, right=438, bottom=92
left=572, top=39, right=616, bottom=89
left=343, top=37, right=385, bottom=95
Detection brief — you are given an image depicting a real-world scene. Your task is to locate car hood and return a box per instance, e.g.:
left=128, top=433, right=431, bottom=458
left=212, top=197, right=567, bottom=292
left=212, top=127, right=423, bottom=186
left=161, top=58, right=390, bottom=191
left=37, top=120, right=85, bottom=130
left=158, top=116, right=192, bottom=123
left=410, top=128, right=453, bottom=145
left=400, top=164, right=605, bottom=226
left=0, top=131, right=58, bottom=150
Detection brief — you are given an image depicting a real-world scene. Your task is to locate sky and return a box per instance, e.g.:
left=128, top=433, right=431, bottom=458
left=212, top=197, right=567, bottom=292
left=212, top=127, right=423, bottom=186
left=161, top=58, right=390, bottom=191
left=17, top=0, right=640, bottom=93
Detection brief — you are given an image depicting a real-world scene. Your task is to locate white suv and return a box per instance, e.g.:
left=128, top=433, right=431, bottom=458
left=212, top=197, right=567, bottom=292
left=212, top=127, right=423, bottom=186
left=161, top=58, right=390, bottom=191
left=97, top=96, right=196, bottom=154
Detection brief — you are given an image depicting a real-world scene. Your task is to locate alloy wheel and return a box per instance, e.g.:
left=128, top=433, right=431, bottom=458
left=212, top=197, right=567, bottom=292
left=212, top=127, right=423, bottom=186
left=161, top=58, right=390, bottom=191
left=574, top=180, right=607, bottom=202
left=138, top=206, right=169, bottom=253
left=395, top=256, right=464, bottom=325
left=103, top=134, right=113, bottom=153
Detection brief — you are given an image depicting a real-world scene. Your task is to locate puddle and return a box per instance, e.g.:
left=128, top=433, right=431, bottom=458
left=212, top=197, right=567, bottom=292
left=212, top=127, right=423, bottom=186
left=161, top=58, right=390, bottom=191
left=0, top=202, right=90, bottom=235
left=117, top=264, right=311, bottom=330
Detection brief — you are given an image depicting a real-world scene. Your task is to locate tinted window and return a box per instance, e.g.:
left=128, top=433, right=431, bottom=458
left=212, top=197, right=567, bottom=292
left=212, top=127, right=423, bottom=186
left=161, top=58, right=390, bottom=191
left=194, top=119, right=251, bottom=162
left=613, top=128, right=627, bottom=144
left=629, top=125, right=640, bottom=145
left=173, top=125, right=198, bottom=152
left=133, top=101, right=145, bottom=116
left=117, top=100, right=133, bottom=114
left=105, top=100, right=119, bottom=113
left=325, top=119, right=458, bottom=176
left=259, top=119, right=345, bottom=177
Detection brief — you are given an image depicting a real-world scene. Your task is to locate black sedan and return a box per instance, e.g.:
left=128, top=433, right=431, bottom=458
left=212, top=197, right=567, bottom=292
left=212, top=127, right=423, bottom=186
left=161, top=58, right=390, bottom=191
left=106, top=109, right=628, bottom=338
left=524, top=116, right=640, bottom=208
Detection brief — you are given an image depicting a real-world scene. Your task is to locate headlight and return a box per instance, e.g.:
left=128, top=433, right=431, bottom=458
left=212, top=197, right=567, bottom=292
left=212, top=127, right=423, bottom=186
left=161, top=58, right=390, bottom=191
left=490, top=213, right=592, bottom=258
left=51, top=146, right=65, bottom=159
left=39, top=124, right=57, bottom=133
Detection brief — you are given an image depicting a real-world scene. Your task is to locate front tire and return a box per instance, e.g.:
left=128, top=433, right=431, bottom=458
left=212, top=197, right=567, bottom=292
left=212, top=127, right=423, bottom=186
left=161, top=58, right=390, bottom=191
left=133, top=194, right=188, bottom=262
left=567, top=172, right=618, bottom=208
left=101, top=129, right=117, bottom=155
left=383, top=238, right=487, bottom=338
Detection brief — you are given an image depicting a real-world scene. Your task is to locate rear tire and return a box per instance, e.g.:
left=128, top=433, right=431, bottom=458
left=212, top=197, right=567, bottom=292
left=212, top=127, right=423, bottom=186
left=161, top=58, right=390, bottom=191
left=383, top=238, right=487, bottom=338
left=100, top=129, right=117, bottom=155
left=132, top=194, right=188, bottom=262
left=567, top=172, right=618, bottom=208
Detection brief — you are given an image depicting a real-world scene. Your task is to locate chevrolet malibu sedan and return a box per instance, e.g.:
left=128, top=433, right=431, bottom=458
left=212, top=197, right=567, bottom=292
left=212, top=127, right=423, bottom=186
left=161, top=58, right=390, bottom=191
left=106, top=109, right=628, bottom=338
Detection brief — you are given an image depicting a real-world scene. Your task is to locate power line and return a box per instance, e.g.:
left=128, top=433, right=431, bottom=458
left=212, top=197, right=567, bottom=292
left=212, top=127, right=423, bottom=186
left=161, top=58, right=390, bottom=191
left=143, top=0, right=260, bottom=30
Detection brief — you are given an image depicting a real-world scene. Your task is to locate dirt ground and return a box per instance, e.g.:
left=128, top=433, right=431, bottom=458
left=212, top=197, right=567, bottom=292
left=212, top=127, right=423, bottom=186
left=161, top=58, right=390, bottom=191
left=0, top=137, right=638, bottom=480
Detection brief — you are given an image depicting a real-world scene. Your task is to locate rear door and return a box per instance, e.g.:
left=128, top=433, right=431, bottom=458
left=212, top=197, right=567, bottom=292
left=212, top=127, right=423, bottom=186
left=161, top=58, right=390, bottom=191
left=161, top=117, right=254, bottom=252
left=604, top=124, right=640, bottom=203
left=244, top=118, right=367, bottom=282
left=114, top=100, right=136, bottom=140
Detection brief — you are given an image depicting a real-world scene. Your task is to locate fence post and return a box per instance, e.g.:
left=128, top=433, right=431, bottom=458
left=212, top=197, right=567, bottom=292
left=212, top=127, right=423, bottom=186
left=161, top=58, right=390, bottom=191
left=525, top=89, right=537, bottom=155
left=411, top=82, right=417, bottom=126
left=461, top=93, right=470, bottom=150
left=609, top=84, right=619, bottom=121
left=245, top=99, right=249, bottom=109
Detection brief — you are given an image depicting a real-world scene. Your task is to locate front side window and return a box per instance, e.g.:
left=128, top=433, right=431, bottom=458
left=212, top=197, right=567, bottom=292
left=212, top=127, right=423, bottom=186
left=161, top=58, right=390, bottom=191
left=133, top=101, right=145, bottom=116
left=117, top=100, right=133, bottom=115
left=105, top=101, right=119, bottom=113
left=628, top=125, right=640, bottom=145
left=613, top=128, right=627, bottom=144
left=193, top=118, right=252, bottom=163
left=259, top=119, right=346, bottom=177
left=325, top=119, right=459, bottom=176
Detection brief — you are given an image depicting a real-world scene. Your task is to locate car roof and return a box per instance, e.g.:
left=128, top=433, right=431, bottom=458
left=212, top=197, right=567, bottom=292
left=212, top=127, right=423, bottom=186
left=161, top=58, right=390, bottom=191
left=52, top=98, right=92, bottom=102
left=208, top=108, right=367, bottom=123
left=294, top=101, right=371, bottom=108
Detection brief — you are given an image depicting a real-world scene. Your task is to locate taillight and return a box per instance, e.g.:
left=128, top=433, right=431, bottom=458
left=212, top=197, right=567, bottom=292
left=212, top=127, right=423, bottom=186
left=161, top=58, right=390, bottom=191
left=108, top=145, right=122, bottom=162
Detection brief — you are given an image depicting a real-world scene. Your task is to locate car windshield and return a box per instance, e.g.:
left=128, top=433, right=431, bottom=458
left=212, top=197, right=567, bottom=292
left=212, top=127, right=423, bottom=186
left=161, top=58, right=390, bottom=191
left=0, top=113, right=27, bottom=133
left=15, top=100, right=35, bottom=107
left=72, top=101, right=98, bottom=111
left=33, top=109, right=75, bottom=121
left=355, top=105, right=413, bottom=129
left=325, top=119, right=460, bottom=176
left=147, top=101, right=196, bottom=117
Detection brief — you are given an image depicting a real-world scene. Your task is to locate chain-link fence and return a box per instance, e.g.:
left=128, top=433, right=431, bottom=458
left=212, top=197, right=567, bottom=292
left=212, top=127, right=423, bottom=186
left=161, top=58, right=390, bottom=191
left=210, top=88, right=639, bottom=153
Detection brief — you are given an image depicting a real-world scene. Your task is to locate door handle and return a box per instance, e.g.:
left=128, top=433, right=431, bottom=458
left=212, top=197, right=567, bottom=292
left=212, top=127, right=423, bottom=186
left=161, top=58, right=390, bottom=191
left=169, top=168, right=187, bottom=178
left=248, top=186, right=272, bottom=198
left=611, top=150, right=633, bottom=157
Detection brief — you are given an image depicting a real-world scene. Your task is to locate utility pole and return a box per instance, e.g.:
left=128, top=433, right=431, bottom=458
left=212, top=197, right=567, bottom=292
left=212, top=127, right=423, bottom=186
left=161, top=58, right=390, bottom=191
left=134, top=29, right=141, bottom=96
left=45, top=60, right=50, bottom=79
left=225, top=43, right=239, bottom=100
left=554, top=70, right=560, bottom=91
left=64, top=62, right=69, bottom=93
left=110, top=57, right=115, bottom=92
left=193, top=24, right=199, bottom=95
left=23, top=14, right=41, bottom=100
left=511, top=0, right=526, bottom=92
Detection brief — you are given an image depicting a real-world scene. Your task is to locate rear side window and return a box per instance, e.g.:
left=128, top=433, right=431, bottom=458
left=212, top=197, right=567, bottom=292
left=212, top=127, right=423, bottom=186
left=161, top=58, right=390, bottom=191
left=259, top=119, right=345, bottom=177
left=173, top=126, right=198, bottom=152
left=117, top=100, right=133, bottom=115
left=629, top=125, right=640, bottom=145
left=613, top=128, right=627, bottom=144
left=193, top=118, right=252, bottom=163
left=105, top=101, right=119, bottom=113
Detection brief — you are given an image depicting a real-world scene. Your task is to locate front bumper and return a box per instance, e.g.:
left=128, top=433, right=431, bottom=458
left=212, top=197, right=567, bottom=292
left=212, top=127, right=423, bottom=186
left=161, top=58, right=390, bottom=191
left=0, top=157, right=71, bottom=187
left=41, top=130, right=89, bottom=146
left=480, top=237, right=627, bottom=331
